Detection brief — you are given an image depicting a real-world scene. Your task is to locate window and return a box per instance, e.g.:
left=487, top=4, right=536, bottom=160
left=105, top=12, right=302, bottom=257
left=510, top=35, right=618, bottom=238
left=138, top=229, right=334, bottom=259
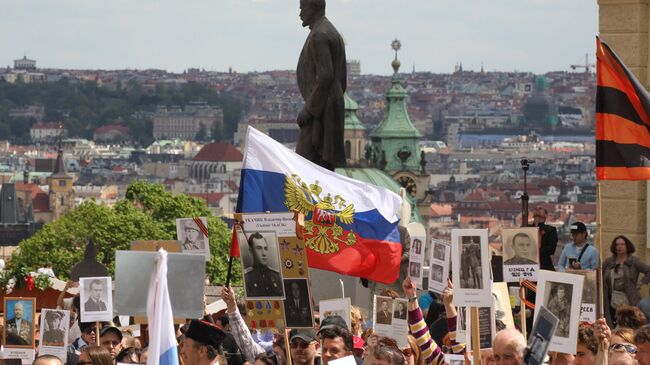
left=58, top=180, right=66, bottom=187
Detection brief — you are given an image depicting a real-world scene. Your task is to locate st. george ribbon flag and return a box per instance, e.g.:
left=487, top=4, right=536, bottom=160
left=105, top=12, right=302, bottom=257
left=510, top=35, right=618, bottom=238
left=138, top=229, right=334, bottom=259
left=146, top=249, right=179, bottom=365
left=236, top=126, right=403, bottom=284
left=596, top=37, right=650, bottom=180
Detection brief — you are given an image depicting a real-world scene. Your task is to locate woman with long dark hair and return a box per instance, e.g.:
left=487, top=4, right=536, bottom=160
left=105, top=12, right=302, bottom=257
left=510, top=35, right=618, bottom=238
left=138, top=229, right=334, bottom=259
left=603, top=235, right=650, bottom=326
left=79, top=346, right=113, bottom=365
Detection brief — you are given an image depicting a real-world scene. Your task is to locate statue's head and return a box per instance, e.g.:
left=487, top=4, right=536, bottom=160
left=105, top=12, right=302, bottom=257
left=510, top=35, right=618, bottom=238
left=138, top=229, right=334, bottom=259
left=299, top=0, right=325, bottom=28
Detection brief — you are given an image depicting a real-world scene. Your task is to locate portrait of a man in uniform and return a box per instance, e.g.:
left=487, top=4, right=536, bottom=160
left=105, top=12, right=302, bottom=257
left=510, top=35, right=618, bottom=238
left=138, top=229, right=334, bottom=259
left=241, top=231, right=285, bottom=299
left=42, top=310, right=66, bottom=347
left=504, top=232, right=537, bottom=266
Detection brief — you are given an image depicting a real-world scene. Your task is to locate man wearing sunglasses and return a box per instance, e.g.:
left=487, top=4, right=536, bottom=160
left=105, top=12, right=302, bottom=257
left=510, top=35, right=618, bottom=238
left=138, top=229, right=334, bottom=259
left=289, top=329, right=319, bottom=365
left=609, top=343, right=638, bottom=365
left=636, top=325, right=650, bottom=365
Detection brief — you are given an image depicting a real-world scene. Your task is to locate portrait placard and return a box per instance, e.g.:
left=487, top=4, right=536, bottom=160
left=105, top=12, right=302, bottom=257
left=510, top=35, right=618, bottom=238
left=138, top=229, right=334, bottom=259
left=451, top=229, right=492, bottom=307
left=114, top=251, right=205, bottom=318
left=456, top=306, right=467, bottom=340
left=534, top=270, right=584, bottom=354
left=238, top=230, right=285, bottom=300
left=428, top=239, right=451, bottom=294
left=445, top=354, right=472, bottom=365
left=283, top=278, right=314, bottom=328
left=502, top=227, right=540, bottom=282
left=492, top=282, right=515, bottom=331
left=408, top=235, right=426, bottom=289
left=524, top=305, right=559, bottom=365
left=38, top=309, right=70, bottom=359
left=373, top=296, right=408, bottom=348
left=567, top=269, right=598, bottom=323
left=3, top=298, right=36, bottom=348
left=465, top=306, right=495, bottom=351
left=176, top=217, right=210, bottom=261
left=0, top=350, right=34, bottom=365
left=319, top=298, right=351, bottom=331
left=79, top=277, right=113, bottom=322
left=235, top=212, right=309, bottom=331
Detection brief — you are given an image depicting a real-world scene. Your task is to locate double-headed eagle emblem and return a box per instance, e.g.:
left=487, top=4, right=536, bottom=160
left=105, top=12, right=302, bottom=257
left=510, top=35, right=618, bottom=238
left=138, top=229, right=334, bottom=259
left=284, top=174, right=358, bottom=254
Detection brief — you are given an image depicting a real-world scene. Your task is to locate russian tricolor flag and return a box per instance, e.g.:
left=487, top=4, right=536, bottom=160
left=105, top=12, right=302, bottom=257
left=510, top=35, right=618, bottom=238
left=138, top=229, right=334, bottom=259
left=237, top=127, right=403, bottom=284
left=147, top=249, right=179, bottom=365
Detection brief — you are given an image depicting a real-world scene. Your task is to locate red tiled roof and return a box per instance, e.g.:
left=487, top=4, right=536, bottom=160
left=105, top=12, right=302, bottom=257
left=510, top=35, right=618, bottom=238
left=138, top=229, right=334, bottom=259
left=192, top=143, right=243, bottom=162
left=430, top=204, right=452, bottom=217
left=191, top=193, right=226, bottom=206
left=14, top=183, right=50, bottom=212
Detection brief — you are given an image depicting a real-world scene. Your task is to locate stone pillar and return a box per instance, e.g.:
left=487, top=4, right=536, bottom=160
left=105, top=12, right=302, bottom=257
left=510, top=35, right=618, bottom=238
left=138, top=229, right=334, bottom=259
left=598, top=0, right=649, bottom=295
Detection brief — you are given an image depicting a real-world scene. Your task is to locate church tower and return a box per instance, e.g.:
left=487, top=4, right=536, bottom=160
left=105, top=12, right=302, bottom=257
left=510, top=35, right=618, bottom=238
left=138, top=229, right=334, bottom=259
left=48, top=145, right=74, bottom=220
left=370, top=40, right=426, bottom=199
left=344, top=92, right=366, bottom=166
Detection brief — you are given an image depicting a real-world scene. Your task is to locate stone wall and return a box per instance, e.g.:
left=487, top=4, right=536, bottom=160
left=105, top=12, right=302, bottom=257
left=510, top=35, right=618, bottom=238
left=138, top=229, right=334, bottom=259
left=599, top=0, right=649, bottom=296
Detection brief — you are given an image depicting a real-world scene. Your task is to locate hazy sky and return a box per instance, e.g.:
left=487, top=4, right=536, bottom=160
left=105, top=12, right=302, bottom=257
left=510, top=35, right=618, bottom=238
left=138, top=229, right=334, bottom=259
left=1, top=0, right=598, bottom=75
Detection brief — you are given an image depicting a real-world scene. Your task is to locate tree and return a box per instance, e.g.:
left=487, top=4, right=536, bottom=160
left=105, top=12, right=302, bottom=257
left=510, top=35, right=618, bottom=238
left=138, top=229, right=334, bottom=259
left=10, top=181, right=240, bottom=285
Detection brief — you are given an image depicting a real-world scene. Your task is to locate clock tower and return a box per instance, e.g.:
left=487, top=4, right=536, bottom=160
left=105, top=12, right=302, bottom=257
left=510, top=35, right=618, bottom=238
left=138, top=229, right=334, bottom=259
left=370, top=40, right=428, bottom=201
left=48, top=145, right=74, bottom=220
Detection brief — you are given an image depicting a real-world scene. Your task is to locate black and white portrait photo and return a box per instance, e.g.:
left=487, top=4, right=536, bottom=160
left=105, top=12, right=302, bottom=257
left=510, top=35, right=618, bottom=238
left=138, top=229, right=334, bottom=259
left=40, top=309, right=68, bottom=347
left=393, top=300, right=407, bottom=320
left=4, top=298, right=35, bottom=347
left=433, top=242, right=446, bottom=261
left=409, top=262, right=420, bottom=277
left=283, top=278, right=313, bottom=328
left=176, top=217, right=210, bottom=260
left=535, top=270, right=584, bottom=354
left=80, top=277, right=113, bottom=322
left=502, top=228, right=539, bottom=266
left=451, top=229, right=492, bottom=307
left=239, top=230, right=285, bottom=299
left=412, top=238, right=422, bottom=255
left=431, top=264, right=444, bottom=283
left=374, top=297, right=393, bottom=326
left=460, top=236, right=483, bottom=289
left=544, top=281, right=572, bottom=338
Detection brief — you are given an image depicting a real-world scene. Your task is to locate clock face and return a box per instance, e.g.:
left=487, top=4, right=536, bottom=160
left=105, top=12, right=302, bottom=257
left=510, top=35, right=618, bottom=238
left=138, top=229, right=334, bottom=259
left=397, top=176, right=417, bottom=197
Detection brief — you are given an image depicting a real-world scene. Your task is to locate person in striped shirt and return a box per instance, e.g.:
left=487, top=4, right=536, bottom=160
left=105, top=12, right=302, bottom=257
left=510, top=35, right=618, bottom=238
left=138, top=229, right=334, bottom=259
left=402, top=277, right=464, bottom=364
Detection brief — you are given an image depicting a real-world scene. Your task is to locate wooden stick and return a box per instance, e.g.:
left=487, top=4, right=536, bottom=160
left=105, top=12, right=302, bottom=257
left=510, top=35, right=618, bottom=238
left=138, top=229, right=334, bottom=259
left=284, top=327, right=293, bottom=365
left=470, top=307, right=481, bottom=365
left=519, top=279, right=527, bottom=339
left=225, top=256, right=234, bottom=288
left=597, top=181, right=608, bottom=365
left=95, top=321, right=100, bottom=346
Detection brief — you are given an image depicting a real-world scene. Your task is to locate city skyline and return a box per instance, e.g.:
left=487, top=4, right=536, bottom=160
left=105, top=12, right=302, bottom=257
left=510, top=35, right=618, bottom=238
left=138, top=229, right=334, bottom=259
left=2, top=0, right=598, bottom=75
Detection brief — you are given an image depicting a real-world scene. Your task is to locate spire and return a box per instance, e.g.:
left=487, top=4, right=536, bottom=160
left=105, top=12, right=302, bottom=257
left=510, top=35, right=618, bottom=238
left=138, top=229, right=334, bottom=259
left=51, top=138, right=70, bottom=178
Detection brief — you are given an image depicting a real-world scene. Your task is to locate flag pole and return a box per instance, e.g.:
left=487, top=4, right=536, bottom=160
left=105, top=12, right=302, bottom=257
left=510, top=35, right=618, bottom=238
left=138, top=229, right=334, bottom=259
left=597, top=180, right=608, bottom=365
left=225, top=256, right=234, bottom=287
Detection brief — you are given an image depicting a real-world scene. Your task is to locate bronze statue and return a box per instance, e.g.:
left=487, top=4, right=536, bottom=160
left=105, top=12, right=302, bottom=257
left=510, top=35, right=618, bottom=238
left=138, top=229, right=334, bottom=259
left=296, top=0, right=347, bottom=171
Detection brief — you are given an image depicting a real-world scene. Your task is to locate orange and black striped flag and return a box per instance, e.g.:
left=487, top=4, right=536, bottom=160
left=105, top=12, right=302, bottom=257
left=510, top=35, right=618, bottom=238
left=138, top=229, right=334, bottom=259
left=596, top=37, right=650, bottom=180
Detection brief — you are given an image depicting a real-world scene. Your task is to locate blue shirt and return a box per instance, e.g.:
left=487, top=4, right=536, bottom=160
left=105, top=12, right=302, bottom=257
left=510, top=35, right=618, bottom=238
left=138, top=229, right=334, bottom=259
left=558, top=242, right=599, bottom=271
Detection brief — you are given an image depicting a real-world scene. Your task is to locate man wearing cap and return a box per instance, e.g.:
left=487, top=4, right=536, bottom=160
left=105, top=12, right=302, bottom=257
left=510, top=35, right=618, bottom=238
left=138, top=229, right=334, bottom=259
left=182, top=220, right=206, bottom=250
left=99, top=325, right=123, bottom=359
left=558, top=221, right=599, bottom=272
left=180, top=319, right=227, bottom=365
left=42, top=310, right=66, bottom=346
left=244, top=232, right=283, bottom=297
left=289, top=329, right=319, bottom=365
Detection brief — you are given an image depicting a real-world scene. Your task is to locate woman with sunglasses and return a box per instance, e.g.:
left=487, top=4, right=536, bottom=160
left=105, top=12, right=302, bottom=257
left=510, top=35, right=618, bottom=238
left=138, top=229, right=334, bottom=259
left=78, top=345, right=113, bottom=365
left=603, top=235, right=650, bottom=327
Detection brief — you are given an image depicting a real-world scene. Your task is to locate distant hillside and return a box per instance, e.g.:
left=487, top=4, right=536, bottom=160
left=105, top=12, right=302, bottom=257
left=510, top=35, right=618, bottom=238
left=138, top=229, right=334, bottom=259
left=0, top=78, right=244, bottom=145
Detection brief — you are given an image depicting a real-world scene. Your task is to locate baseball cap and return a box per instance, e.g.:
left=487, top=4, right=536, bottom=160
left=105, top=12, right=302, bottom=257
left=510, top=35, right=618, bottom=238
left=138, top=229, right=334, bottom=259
left=570, top=222, right=587, bottom=233
left=99, top=325, right=123, bottom=341
left=289, top=329, right=317, bottom=342
left=318, top=314, right=348, bottom=333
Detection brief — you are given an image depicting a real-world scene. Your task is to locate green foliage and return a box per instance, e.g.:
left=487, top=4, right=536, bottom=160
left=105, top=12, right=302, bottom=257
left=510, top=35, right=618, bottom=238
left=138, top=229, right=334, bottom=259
left=0, top=80, right=244, bottom=144
left=10, top=181, right=240, bottom=285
